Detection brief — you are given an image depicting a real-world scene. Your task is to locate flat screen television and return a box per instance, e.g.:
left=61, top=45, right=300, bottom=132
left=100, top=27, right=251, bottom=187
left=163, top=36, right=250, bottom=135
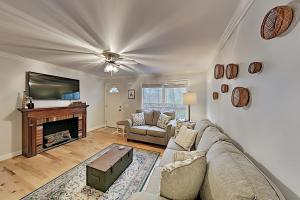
left=27, top=72, right=80, bottom=100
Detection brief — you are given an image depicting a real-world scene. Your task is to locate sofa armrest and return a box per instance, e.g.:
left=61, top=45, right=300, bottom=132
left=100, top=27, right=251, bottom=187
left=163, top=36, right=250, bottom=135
left=130, top=192, right=164, bottom=200
left=117, top=119, right=132, bottom=133
left=166, top=119, right=176, bottom=142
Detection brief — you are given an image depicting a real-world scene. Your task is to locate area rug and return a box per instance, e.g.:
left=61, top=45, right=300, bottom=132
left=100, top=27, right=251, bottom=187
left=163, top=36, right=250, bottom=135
left=22, top=144, right=159, bottom=200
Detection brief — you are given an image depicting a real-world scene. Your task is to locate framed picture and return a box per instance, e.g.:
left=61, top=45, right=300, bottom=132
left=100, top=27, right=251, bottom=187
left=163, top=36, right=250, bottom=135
left=128, top=89, right=135, bottom=99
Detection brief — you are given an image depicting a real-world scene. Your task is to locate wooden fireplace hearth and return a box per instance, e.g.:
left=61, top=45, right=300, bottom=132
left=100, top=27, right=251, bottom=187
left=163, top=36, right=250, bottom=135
left=18, top=104, right=89, bottom=158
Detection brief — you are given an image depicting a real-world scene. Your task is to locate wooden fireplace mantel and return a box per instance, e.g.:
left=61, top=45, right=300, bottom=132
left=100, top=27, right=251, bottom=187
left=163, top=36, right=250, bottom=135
left=18, top=104, right=89, bottom=158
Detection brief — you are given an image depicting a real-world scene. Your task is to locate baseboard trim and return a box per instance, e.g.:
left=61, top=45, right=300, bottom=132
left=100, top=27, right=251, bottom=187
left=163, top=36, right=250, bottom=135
left=87, top=124, right=106, bottom=133
left=0, top=125, right=106, bottom=162
left=0, top=150, right=22, bottom=162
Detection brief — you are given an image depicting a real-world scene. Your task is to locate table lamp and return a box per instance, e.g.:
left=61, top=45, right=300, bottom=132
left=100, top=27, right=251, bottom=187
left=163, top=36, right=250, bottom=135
left=183, top=92, right=197, bottom=122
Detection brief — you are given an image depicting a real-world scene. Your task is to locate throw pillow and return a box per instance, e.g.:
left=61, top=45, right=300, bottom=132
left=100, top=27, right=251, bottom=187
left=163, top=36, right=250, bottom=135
left=143, top=111, right=154, bottom=125
left=175, top=125, right=197, bottom=151
left=175, top=120, right=196, bottom=137
left=157, top=113, right=171, bottom=129
left=173, top=150, right=205, bottom=163
left=132, top=113, right=145, bottom=126
left=160, top=151, right=207, bottom=200
left=152, top=110, right=161, bottom=126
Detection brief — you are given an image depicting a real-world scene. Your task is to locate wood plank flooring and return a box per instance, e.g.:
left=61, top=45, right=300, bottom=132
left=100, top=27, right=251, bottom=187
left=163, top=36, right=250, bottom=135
left=0, top=128, right=164, bottom=200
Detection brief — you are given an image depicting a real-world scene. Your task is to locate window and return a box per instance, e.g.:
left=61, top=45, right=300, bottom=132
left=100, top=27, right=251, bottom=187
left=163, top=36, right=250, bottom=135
left=142, top=83, right=187, bottom=119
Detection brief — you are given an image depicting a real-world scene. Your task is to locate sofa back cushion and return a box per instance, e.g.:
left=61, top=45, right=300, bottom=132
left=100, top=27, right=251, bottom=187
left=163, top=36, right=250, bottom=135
left=144, top=111, right=154, bottom=125
left=163, top=111, right=176, bottom=120
left=201, top=141, right=281, bottom=200
left=196, top=126, right=229, bottom=152
left=152, top=110, right=161, bottom=125
left=194, top=119, right=214, bottom=147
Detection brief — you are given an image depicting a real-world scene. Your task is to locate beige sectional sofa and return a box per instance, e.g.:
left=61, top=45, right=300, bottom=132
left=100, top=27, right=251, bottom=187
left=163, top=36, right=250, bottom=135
left=125, top=110, right=176, bottom=146
left=130, top=119, right=286, bottom=200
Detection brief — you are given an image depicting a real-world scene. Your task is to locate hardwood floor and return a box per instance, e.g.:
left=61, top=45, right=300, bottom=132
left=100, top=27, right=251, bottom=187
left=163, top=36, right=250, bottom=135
left=0, top=128, right=165, bottom=200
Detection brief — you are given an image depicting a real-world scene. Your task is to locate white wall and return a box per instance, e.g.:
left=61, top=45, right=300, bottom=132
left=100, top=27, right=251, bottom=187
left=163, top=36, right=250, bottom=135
left=0, top=51, right=105, bottom=160
left=105, top=72, right=207, bottom=124
left=207, top=0, right=300, bottom=199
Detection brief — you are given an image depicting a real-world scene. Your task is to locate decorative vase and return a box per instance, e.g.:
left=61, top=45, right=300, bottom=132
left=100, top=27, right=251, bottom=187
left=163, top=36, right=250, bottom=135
left=27, top=100, right=34, bottom=109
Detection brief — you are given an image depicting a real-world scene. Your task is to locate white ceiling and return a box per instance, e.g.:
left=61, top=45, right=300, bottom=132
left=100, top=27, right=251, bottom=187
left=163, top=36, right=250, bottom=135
left=0, top=0, right=242, bottom=76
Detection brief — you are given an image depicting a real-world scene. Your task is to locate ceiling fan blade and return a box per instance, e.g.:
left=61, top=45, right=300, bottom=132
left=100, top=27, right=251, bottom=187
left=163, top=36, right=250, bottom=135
left=117, top=59, right=138, bottom=65
left=118, top=64, right=135, bottom=72
left=1, top=43, right=99, bottom=55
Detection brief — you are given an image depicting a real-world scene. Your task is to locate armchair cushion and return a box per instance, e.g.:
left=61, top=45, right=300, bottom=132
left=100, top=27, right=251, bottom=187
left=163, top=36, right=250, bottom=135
left=147, top=126, right=166, bottom=138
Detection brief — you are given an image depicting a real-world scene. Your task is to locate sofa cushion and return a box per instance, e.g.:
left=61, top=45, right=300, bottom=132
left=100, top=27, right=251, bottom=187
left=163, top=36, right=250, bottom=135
left=147, top=126, right=166, bottom=138
left=160, top=151, right=206, bottom=200
left=130, top=125, right=150, bottom=135
left=163, top=111, right=175, bottom=120
left=175, top=125, right=197, bottom=151
left=157, top=113, right=171, bottom=129
left=144, top=111, right=154, bottom=125
left=159, top=148, right=176, bottom=167
left=153, top=110, right=161, bottom=126
left=201, top=141, right=280, bottom=200
left=132, top=113, right=145, bottom=126
left=166, top=137, right=186, bottom=151
left=194, top=119, right=214, bottom=148
left=196, top=126, right=229, bottom=152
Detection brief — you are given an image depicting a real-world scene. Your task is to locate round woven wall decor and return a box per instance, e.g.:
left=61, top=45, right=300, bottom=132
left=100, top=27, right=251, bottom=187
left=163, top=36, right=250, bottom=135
left=221, top=84, right=229, bottom=93
left=213, top=92, right=219, bottom=100
left=214, top=64, right=224, bottom=79
left=226, top=64, right=239, bottom=79
left=261, top=6, right=294, bottom=40
left=231, top=87, right=250, bottom=107
left=248, top=62, right=263, bottom=74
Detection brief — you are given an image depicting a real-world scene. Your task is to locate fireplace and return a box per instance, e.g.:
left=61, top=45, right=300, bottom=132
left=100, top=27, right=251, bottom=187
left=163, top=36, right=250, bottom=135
left=43, top=118, right=79, bottom=149
left=18, top=104, right=88, bottom=158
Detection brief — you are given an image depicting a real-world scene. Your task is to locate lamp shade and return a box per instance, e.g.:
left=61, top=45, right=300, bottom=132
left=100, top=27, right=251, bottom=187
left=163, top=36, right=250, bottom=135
left=183, top=92, right=197, bottom=105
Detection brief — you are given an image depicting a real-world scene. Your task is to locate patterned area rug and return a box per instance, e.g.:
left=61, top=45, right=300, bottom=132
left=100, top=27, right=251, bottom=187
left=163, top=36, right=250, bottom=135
left=22, top=144, right=159, bottom=200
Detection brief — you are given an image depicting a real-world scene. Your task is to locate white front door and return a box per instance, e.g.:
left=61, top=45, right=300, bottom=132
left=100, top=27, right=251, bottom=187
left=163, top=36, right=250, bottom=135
left=105, top=84, right=124, bottom=127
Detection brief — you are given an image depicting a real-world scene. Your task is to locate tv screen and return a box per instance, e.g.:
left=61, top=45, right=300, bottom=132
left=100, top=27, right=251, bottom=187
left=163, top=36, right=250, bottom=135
left=27, top=72, right=80, bottom=100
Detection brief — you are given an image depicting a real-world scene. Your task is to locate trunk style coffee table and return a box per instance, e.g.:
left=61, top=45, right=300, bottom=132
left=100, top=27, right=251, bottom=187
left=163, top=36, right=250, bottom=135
left=87, top=144, right=133, bottom=192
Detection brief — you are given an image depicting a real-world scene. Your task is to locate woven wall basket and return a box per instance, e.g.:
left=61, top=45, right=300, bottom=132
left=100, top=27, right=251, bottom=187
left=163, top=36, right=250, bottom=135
left=221, top=84, right=229, bottom=93
left=248, top=62, right=263, bottom=74
left=226, top=64, right=239, bottom=79
left=231, top=87, right=250, bottom=107
left=214, top=64, right=224, bottom=79
left=213, top=92, right=219, bottom=100
left=261, top=6, right=294, bottom=40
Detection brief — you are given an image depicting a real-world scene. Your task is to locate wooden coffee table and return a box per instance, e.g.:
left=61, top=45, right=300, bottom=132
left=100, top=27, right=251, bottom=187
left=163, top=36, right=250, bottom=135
left=86, top=144, right=133, bottom=192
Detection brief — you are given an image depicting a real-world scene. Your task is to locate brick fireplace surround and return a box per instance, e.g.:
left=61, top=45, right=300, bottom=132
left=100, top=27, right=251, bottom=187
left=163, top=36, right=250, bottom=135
left=18, top=104, right=89, bottom=158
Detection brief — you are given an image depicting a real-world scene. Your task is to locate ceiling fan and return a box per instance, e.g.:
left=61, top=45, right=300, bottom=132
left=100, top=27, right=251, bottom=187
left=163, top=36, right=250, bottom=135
left=97, top=50, right=138, bottom=74
left=0, top=43, right=138, bottom=75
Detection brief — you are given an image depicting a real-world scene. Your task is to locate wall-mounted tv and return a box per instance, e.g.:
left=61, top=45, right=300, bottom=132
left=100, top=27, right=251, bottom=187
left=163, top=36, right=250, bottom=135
left=27, top=72, right=80, bottom=100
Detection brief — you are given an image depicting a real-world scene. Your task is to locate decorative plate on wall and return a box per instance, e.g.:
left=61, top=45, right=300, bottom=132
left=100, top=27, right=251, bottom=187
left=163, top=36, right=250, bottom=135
left=231, top=87, right=250, bottom=107
left=214, top=64, right=224, bottom=79
left=248, top=62, right=263, bottom=74
left=213, top=92, right=219, bottom=100
left=261, top=6, right=294, bottom=40
left=226, top=64, right=239, bottom=79
left=221, top=84, right=229, bottom=93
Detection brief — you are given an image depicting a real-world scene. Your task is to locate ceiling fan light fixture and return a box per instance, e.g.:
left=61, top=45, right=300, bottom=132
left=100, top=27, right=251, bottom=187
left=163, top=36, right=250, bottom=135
left=109, top=87, right=119, bottom=94
left=104, top=63, right=119, bottom=73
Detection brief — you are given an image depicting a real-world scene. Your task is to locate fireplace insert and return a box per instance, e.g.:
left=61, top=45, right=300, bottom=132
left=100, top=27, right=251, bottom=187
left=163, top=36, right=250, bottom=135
left=43, top=118, right=79, bottom=149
